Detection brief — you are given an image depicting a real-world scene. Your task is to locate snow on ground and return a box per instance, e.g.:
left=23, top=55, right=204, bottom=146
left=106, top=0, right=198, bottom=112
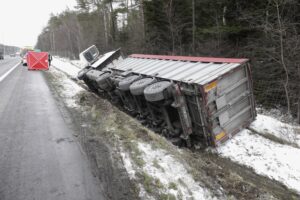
left=51, top=57, right=83, bottom=78
left=218, top=129, right=300, bottom=194
left=49, top=67, right=83, bottom=108
left=120, top=149, right=155, bottom=200
left=70, top=60, right=86, bottom=69
left=136, top=142, right=219, bottom=200
left=54, top=56, right=86, bottom=69
left=51, top=57, right=219, bottom=200
left=51, top=56, right=300, bottom=196
left=121, top=142, right=221, bottom=199
left=120, top=150, right=136, bottom=179
left=250, top=114, right=300, bottom=147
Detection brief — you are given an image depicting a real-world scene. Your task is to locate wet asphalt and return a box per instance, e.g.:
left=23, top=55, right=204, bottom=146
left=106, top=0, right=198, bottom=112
left=0, top=58, right=106, bottom=200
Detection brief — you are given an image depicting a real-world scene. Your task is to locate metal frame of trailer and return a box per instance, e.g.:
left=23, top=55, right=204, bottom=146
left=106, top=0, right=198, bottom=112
left=78, top=47, right=256, bottom=148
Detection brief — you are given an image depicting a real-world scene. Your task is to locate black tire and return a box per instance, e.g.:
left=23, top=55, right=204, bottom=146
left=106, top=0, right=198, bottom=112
left=83, top=78, right=98, bottom=93
left=118, top=75, right=141, bottom=91
left=77, top=68, right=90, bottom=80
left=130, top=78, right=156, bottom=96
left=144, top=81, right=173, bottom=102
left=86, top=70, right=103, bottom=81
left=96, top=72, right=113, bottom=91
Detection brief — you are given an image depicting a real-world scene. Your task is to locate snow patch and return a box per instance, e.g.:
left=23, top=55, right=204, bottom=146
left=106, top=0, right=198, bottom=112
left=138, top=142, right=219, bottom=200
left=250, top=114, right=300, bottom=147
left=218, top=129, right=300, bottom=194
left=120, top=151, right=136, bottom=179
left=52, top=57, right=82, bottom=78
left=49, top=67, right=83, bottom=108
left=70, top=60, right=86, bottom=69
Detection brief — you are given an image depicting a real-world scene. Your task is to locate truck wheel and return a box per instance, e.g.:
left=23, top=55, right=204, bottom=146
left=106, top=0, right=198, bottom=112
left=144, top=81, right=172, bottom=102
left=77, top=68, right=90, bottom=80
left=83, top=78, right=98, bottom=93
left=86, top=70, right=103, bottom=81
left=118, top=75, right=141, bottom=91
left=96, top=72, right=113, bottom=91
left=130, top=78, right=156, bottom=96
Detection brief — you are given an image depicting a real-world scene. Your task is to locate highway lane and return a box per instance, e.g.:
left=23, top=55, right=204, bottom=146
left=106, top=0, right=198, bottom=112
left=0, top=57, right=21, bottom=79
left=0, top=61, right=106, bottom=200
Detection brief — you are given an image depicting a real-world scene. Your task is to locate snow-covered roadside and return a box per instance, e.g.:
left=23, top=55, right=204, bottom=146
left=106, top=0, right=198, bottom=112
left=48, top=67, right=83, bottom=108
left=121, top=142, right=220, bottom=200
left=218, top=129, right=300, bottom=194
left=139, top=143, right=219, bottom=199
left=50, top=57, right=220, bottom=200
left=50, top=56, right=300, bottom=197
left=250, top=114, right=300, bottom=147
left=51, top=57, right=83, bottom=78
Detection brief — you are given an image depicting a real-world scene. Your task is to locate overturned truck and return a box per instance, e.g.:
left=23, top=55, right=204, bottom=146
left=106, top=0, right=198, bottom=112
left=78, top=46, right=256, bottom=148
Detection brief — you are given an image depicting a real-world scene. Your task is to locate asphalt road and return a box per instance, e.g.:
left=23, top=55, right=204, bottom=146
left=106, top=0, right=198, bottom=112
left=0, top=57, right=20, bottom=78
left=0, top=58, right=105, bottom=200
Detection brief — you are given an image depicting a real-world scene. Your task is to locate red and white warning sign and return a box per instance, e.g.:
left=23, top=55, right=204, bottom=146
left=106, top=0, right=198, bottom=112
left=27, top=51, right=49, bottom=70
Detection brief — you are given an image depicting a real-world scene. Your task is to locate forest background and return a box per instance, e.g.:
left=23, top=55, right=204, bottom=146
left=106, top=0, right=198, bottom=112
left=35, top=0, right=300, bottom=119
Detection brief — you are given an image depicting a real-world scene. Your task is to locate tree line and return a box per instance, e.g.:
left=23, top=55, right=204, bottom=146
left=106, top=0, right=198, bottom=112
left=36, top=0, right=300, bottom=120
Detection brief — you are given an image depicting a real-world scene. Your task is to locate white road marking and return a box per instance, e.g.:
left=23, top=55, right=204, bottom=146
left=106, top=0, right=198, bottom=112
left=0, top=62, right=21, bottom=82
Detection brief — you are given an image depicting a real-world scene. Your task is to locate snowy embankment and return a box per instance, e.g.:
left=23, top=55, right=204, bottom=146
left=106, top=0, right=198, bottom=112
left=52, top=57, right=84, bottom=78
left=51, top=57, right=220, bottom=199
left=121, top=142, right=219, bottom=200
left=250, top=114, right=300, bottom=147
left=50, top=58, right=84, bottom=108
left=218, top=115, right=300, bottom=194
left=51, top=57, right=300, bottom=196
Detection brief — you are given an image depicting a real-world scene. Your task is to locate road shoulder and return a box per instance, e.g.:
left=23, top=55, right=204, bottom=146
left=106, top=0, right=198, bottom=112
left=44, top=70, right=140, bottom=200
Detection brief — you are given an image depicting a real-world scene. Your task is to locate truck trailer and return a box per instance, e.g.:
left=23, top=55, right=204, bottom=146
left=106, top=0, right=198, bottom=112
left=78, top=46, right=256, bottom=148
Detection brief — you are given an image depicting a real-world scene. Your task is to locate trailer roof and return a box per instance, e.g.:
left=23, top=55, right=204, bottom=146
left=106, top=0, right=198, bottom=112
left=111, top=54, right=249, bottom=85
left=130, top=54, right=248, bottom=64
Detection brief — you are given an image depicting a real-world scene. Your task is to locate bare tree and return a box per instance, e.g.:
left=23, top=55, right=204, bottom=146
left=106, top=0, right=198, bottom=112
left=192, top=0, right=195, bottom=53
left=274, top=0, right=291, bottom=114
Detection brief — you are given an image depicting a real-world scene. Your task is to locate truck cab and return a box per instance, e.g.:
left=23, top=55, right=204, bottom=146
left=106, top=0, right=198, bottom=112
left=79, top=45, right=100, bottom=67
left=77, top=45, right=123, bottom=80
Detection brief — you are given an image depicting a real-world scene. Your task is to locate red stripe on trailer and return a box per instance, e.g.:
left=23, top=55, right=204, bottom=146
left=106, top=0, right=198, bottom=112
left=27, top=51, right=49, bottom=70
left=129, top=54, right=248, bottom=64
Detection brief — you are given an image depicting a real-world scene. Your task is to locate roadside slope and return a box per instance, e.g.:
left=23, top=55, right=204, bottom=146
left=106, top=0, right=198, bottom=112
left=49, top=57, right=300, bottom=199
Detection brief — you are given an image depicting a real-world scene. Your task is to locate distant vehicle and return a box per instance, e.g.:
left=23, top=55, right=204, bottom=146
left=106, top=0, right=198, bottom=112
left=22, top=53, right=28, bottom=66
left=10, top=54, right=16, bottom=57
left=0, top=51, right=4, bottom=60
left=20, top=47, right=34, bottom=67
left=20, top=47, right=34, bottom=58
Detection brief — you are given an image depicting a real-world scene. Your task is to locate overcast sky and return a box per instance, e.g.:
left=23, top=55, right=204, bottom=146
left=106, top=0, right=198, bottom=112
left=0, top=0, right=77, bottom=47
